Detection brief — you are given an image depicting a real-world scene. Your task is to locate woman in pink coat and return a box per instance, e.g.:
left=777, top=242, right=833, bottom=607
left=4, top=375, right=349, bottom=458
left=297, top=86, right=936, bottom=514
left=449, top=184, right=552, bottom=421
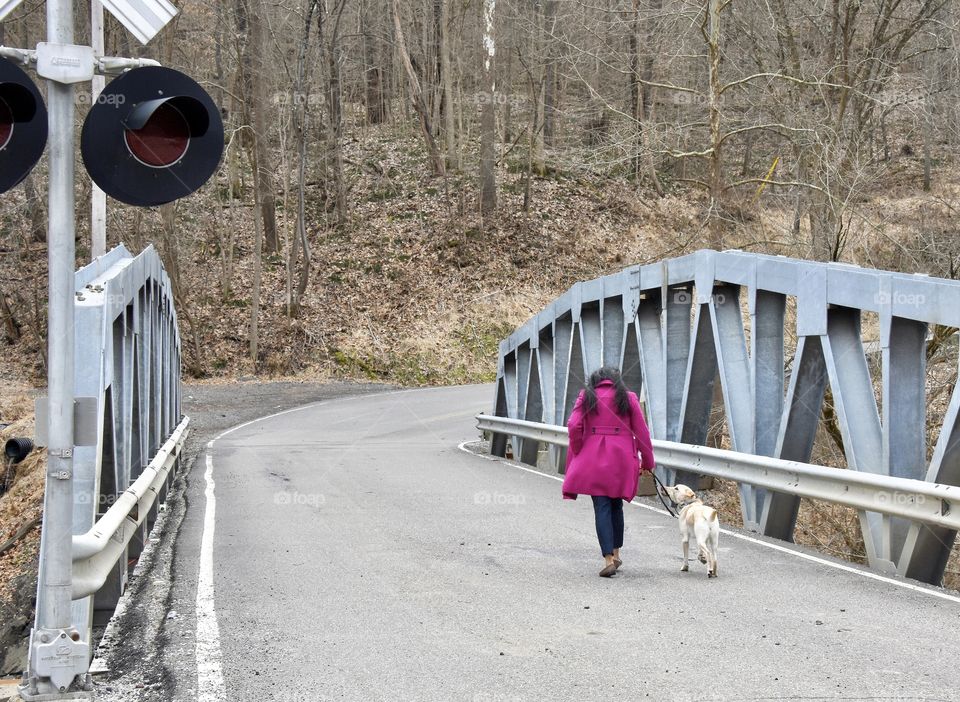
left=562, top=366, right=656, bottom=577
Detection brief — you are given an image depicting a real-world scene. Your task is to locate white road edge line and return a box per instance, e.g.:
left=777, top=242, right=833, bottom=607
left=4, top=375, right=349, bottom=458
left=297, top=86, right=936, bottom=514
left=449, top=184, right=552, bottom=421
left=457, top=440, right=960, bottom=606
left=196, top=386, right=477, bottom=699
left=196, top=447, right=225, bottom=702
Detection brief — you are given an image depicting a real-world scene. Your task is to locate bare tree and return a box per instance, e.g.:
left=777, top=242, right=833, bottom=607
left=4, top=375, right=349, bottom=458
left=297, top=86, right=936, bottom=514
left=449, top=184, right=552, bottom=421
left=361, top=0, right=388, bottom=124
left=541, top=0, right=559, bottom=147
left=288, top=0, right=319, bottom=317
left=321, top=0, right=349, bottom=225
left=237, top=0, right=280, bottom=254
left=628, top=0, right=663, bottom=194
left=441, top=0, right=459, bottom=169
left=392, top=0, right=446, bottom=176
left=479, top=0, right=497, bottom=213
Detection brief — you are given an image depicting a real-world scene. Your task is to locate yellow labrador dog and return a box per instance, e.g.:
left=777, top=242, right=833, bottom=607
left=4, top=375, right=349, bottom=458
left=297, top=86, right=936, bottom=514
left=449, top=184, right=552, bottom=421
left=659, top=483, right=720, bottom=578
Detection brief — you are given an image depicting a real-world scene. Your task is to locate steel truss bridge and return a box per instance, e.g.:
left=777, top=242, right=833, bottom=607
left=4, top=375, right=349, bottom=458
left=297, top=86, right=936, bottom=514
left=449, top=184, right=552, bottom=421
left=487, top=249, right=960, bottom=585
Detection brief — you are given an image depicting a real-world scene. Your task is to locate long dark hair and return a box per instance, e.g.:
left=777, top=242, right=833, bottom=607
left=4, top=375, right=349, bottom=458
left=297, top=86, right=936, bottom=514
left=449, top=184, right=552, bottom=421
left=583, top=366, right=630, bottom=415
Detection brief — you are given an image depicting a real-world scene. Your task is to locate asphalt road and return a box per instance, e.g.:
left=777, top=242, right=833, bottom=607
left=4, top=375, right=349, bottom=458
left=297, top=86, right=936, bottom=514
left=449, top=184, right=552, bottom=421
left=98, top=384, right=960, bottom=702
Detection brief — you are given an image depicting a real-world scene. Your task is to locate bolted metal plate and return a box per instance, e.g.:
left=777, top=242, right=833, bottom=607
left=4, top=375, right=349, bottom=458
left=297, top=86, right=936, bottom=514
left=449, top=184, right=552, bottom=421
left=36, top=43, right=96, bottom=84
left=34, top=397, right=100, bottom=448
left=28, top=630, right=89, bottom=694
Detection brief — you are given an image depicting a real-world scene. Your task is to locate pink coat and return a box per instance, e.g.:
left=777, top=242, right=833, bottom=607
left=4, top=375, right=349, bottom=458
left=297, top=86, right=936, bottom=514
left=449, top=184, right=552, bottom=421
left=561, top=380, right=656, bottom=500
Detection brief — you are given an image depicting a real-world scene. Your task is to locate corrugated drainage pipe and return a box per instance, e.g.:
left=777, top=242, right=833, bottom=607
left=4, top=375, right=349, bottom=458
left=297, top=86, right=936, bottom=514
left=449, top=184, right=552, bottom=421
left=4, top=437, right=34, bottom=464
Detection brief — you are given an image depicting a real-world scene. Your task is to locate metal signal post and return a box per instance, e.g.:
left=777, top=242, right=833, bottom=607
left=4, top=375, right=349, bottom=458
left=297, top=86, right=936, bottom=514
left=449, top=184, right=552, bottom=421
left=21, top=0, right=92, bottom=696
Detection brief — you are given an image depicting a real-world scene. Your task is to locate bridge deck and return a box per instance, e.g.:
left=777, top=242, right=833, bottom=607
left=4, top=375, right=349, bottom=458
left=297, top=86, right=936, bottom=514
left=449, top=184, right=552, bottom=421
left=155, top=385, right=960, bottom=700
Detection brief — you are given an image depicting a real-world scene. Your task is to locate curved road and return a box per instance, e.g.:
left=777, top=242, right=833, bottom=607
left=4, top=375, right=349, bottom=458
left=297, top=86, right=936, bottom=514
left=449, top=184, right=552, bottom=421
left=110, top=384, right=960, bottom=701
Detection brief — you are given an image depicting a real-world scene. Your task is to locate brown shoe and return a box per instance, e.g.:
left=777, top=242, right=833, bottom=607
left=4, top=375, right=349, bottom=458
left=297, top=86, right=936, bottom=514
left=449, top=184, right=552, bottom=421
left=614, top=558, right=623, bottom=570
left=599, top=563, right=617, bottom=577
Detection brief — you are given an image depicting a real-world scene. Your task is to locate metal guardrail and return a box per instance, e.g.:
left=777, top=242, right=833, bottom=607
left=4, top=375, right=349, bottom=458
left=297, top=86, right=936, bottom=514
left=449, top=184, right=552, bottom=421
left=72, top=416, right=189, bottom=599
left=476, top=414, right=960, bottom=532
left=491, top=249, right=960, bottom=583
left=68, top=243, right=183, bottom=625
left=30, top=244, right=185, bottom=676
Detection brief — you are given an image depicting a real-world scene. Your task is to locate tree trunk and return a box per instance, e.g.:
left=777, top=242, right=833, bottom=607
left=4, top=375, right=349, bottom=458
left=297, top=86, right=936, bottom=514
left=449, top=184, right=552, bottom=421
left=479, top=0, right=497, bottom=214
left=430, top=0, right=443, bottom=138
left=524, top=95, right=535, bottom=212
left=253, top=12, right=279, bottom=254
left=361, top=0, right=386, bottom=124
left=642, top=88, right=664, bottom=197
left=214, top=0, right=225, bottom=110
left=249, top=149, right=264, bottom=367
left=238, top=0, right=279, bottom=254
left=629, top=2, right=641, bottom=181
left=532, top=0, right=546, bottom=174
left=220, top=195, right=237, bottom=299
left=706, top=0, right=724, bottom=247
left=0, top=291, right=20, bottom=343
left=158, top=203, right=204, bottom=376
left=809, top=187, right=840, bottom=262
left=741, top=131, right=755, bottom=176
left=323, top=1, right=348, bottom=225
left=440, top=0, right=458, bottom=170
left=392, top=0, right=445, bottom=177
left=640, top=0, right=657, bottom=124
left=542, top=0, right=558, bottom=148
left=503, top=36, right=514, bottom=144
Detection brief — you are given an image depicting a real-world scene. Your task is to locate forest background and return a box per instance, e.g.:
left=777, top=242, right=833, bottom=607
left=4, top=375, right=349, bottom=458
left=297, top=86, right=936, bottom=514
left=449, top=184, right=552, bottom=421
left=2, top=1, right=960, bottom=668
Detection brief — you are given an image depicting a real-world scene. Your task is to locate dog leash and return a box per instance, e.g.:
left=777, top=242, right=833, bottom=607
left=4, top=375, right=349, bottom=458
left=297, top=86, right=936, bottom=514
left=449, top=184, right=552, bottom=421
left=650, top=472, right=678, bottom=518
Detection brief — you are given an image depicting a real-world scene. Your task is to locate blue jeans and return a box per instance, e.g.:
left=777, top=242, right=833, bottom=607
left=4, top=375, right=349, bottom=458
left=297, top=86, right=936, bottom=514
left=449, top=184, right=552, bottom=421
left=591, top=496, right=624, bottom=557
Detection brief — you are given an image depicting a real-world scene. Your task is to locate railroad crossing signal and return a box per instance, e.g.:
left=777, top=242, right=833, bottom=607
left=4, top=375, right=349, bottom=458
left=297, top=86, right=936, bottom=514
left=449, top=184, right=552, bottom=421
left=81, top=66, right=225, bottom=206
left=0, top=56, right=225, bottom=207
left=0, top=57, right=48, bottom=194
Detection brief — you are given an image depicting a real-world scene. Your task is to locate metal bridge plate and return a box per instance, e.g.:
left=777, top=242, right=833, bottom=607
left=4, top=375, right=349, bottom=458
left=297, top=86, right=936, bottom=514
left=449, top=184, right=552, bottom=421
left=34, top=397, right=99, bottom=447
